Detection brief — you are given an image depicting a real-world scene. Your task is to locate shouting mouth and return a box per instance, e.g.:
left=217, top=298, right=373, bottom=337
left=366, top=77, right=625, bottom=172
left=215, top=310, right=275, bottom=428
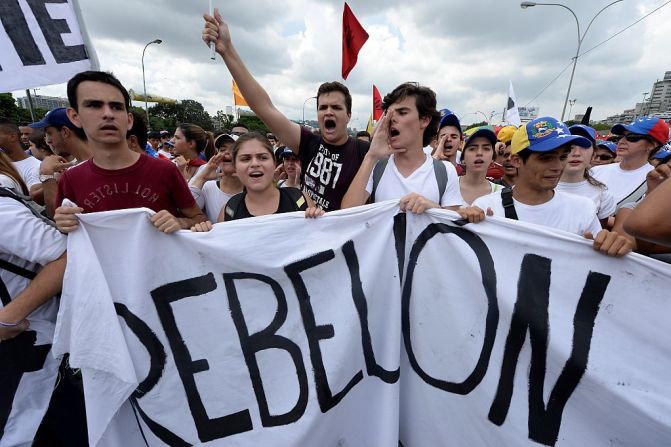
left=390, top=127, right=400, bottom=138
left=324, top=119, right=336, bottom=131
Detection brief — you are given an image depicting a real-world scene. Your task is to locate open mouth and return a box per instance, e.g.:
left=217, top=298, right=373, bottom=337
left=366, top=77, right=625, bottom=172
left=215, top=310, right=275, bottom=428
left=324, top=119, right=336, bottom=130
left=473, top=159, right=484, bottom=165
left=100, top=125, right=117, bottom=131
left=249, top=171, right=264, bottom=178
left=390, top=127, right=400, bottom=137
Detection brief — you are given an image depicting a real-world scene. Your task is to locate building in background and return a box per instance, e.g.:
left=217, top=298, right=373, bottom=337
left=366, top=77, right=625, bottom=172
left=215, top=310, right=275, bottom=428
left=16, top=94, right=69, bottom=110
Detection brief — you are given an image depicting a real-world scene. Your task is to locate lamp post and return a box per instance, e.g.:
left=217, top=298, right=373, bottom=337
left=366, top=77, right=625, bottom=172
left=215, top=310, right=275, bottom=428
left=475, top=110, right=490, bottom=124
left=302, top=96, right=317, bottom=125
left=520, top=1, right=622, bottom=121
left=142, top=39, right=162, bottom=128
left=568, top=98, right=577, bottom=120
left=640, top=92, right=649, bottom=118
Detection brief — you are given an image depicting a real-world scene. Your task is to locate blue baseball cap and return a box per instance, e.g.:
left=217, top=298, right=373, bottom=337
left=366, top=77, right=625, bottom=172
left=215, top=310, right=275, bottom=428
left=653, top=146, right=671, bottom=160
left=278, top=147, right=298, bottom=160
left=596, top=140, right=617, bottom=154
left=611, top=116, right=670, bottom=146
left=569, top=124, right=597, bottom=144
left=511, top=117, right=591, bottom=154
left=438, top=108, right=462, bottom=134
left=28, top=107, right=76, bottom=129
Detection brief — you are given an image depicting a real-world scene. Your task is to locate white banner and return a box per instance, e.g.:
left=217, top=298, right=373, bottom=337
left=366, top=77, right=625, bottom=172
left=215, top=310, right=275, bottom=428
left=53, top=203, right=671, bottom=446
left=0, top=0, right=98, bottom=92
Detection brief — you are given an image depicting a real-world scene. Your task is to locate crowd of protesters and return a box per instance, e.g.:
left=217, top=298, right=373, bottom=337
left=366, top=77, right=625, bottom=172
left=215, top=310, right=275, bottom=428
left=0, top=7, right=670, bottom=445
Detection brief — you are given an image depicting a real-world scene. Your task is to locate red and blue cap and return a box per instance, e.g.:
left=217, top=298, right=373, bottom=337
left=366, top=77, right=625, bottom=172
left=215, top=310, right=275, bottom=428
left=28, top=107, right=76, bottom=129
left=611, top=116, right=670, bottom=146
left=511, top=116, right=591, bottom=154
left=569, top=124, right=597, bottom=144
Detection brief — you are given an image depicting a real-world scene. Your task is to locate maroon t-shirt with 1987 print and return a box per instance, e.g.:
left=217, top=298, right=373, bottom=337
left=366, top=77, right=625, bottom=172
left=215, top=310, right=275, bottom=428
left=56, top=154, right=196, bottom=215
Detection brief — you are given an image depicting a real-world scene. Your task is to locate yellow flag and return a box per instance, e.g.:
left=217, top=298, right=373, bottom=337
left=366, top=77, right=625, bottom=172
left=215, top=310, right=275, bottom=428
left=366, top=114, right=373, bottom=134
left=232, top=80, right=249, bottom=107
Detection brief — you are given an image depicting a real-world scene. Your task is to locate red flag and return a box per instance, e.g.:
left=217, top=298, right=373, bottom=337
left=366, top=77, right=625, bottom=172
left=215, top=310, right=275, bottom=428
left=342, top=2, right=369, bottom=80
left=373, top=84, right=383, bottom=120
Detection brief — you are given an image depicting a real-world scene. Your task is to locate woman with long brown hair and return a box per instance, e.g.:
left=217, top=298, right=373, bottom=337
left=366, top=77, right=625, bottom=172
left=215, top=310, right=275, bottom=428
left=172, top=123, right=215, bottom=184
left=557, top=125, right=615, bottom=226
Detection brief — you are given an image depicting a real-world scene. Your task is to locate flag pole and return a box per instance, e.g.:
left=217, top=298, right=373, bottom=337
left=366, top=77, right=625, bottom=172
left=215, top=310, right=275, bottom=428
left=209, top=0, right=216, bottom=60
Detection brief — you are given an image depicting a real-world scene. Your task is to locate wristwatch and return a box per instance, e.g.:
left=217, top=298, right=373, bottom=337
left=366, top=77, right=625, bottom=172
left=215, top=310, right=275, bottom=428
left=39, top=174, right=56, bottom=182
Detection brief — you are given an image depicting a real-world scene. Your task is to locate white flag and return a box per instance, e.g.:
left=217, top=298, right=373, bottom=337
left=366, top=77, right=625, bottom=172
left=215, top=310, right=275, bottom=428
left=504, top=81, right=522, bottom=126
left=0, top=0, right=99, bottom=91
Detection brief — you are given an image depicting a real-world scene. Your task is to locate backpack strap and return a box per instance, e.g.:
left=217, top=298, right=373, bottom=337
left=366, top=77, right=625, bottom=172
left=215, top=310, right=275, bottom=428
left=0, top=187, right=54, bottom=227
left=223, top=192, right=245, bottom=221
left=500, top=186, right=519, bottom=220
left=281, top=187, right=308, bottom=211
left=369, top=158, right=389, bottom=203
left=616, top=179, right=648, bottom=208
left=432, top=160, right=448, bottom=203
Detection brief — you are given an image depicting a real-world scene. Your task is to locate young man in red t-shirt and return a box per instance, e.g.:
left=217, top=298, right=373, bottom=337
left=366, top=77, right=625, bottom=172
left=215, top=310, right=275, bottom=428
left=53, top=71, right=206, bottom=233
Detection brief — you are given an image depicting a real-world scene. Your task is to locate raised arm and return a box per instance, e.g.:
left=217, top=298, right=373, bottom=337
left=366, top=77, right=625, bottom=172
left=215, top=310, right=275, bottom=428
left=203, top=8, right=301, bottom=151
left=624, top=166, right=671, bottom=247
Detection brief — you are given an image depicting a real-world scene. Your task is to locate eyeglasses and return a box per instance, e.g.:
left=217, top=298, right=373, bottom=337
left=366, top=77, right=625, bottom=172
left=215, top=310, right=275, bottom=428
left=593, top=154, right=614, bottom=161
left=618, top=134, right=650, bottom=143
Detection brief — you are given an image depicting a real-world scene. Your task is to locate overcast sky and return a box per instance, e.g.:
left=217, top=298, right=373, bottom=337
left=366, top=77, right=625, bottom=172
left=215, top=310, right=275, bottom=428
left=12, top=0, right=671, bottom=128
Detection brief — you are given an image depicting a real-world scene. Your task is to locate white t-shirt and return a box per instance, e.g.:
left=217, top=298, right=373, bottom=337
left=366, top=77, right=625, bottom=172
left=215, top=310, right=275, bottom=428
left=0, top=174, right=23, bottom=193
left=556, top=180, right=616, bottom=219
left=365, top=154, right=463, bottom=207
left=13, top=156, right=41, bottom=189
left=591, top=162, right=653, bottom=205
left=190, top=180, right=239, bottom=222
left=473, top=189, right=602, bottom=236
left=0, top=198, right=66, bottom=337
left=459, top=180, right=503, bottom=206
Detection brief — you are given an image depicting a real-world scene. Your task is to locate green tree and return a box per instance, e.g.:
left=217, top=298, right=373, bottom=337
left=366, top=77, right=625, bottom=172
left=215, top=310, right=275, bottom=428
left=148, top=99, right=213, bottom=131
left=238, top=115, right=269, bottom=133
left=213, top=110, right=234, bottom=130
left=0, top=93, right=49, bottom=123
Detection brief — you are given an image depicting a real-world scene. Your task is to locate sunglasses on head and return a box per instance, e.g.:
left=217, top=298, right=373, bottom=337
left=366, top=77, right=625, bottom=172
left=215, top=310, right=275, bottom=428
left=618, top=134, right=650, bottom=143
left=593, top=154, right=614, bottom=161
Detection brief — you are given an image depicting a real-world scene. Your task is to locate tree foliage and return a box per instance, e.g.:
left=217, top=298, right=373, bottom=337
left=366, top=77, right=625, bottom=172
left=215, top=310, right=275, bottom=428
left=0, top=93, right=49, bottom=123
left=238, top=115, right=269, bottom=133
left=147, top=99, right=213, bottom=132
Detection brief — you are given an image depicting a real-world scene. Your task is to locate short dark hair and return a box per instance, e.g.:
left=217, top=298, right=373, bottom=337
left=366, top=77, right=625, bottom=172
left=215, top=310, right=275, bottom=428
left=0, top=116, right=19, bottom=136
left=147, top=131, right=161, bottom=140
left=128, top=111, right=148, bottom=148
left=67, top=71, right=131, bottom=111
left=382, top=82, right=440, bottom=147
left=316, top=82, right=352, bottom=114
left=28, top=129, right=52, bottom=153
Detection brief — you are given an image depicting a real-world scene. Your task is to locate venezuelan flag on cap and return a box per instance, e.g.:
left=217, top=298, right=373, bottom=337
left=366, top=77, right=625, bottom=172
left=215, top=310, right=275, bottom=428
left=511, top=117, right=591, bottom=154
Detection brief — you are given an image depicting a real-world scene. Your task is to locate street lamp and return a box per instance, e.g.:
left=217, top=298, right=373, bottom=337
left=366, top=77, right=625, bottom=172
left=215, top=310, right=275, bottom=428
left=568, top=98, right=577, bottom=120
left=302, top=96, right=317, bottom=125
left=640, top=92, right=649, bottom=118
left=142, top=39, right=162, bottom=128
left=520, top=1, right=622, bottom=121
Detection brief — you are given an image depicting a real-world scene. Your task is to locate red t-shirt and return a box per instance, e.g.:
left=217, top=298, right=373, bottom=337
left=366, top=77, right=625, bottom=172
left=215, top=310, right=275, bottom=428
left=56, top=155, right=196, bottom=215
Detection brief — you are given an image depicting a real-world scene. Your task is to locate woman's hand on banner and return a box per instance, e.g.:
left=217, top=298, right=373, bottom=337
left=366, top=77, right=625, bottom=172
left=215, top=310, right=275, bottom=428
left=584, top=230, right=634, bottom=258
